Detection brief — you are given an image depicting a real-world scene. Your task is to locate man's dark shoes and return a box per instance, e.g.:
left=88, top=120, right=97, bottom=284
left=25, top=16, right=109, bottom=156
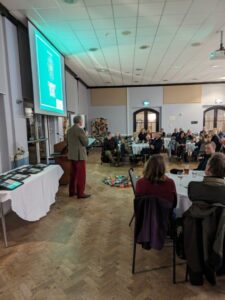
left=78, top=194, right=91, bottom=199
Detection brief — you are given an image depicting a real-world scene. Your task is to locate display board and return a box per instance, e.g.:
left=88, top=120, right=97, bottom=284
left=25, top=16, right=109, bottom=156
left=28, top=22, right=67, bottom=116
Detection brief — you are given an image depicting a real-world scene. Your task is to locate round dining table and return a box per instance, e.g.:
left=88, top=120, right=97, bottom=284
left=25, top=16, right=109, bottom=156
left=166, top=171, right=205, bottom=218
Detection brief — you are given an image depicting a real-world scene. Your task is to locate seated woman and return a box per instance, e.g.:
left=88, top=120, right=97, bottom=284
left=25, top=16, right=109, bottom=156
left=136, top=154, right=177, bottom=206
left=138, top=128, right=147, bottom=142
left=176, top=131, right=188, bottom=162
left=102, top=132, right=120, bottom=166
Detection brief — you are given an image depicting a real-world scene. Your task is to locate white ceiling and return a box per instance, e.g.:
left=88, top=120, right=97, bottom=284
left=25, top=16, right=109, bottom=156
left=2, top=0, right=225, bottom=87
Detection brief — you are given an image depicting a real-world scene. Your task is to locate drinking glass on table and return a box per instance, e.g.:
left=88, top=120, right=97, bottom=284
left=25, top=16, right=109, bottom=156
left=184, top=164, right=189, bottom=175
left=177, top=170, right=184, bottom=186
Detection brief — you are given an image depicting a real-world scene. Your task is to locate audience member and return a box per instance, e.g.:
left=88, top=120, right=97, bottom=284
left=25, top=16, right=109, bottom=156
left=146, top=129, right=152, bottom=139
left=103, top=132, right=120, bottom=166
left=171, top=128, right=179, bottom=139
left=160, top=128, right=166, bottom=138
left=136, top=155, right=177, bottom=206
left=186, top=129, right=194, bottom=141
left=176, top=131, right=187, bottom=161
left=138, top=128, right=147, bottom=142
left=200, top=126, right=207, bottom=136
left=149, top=132, right=163, bottom=155
left=210, top=129, right=221, bottom=152
left=195, top=142, right=216, bottom=171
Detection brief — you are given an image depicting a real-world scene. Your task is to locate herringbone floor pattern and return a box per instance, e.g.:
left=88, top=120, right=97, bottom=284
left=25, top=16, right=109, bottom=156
left=0, top=149, right=225, bottom=300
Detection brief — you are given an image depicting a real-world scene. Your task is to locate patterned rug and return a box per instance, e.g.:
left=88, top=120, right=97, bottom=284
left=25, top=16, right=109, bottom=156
left=103, top=175, right=131, bottom=188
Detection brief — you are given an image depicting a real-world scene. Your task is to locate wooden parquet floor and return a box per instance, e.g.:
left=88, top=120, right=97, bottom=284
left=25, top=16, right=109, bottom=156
left=0, top=149, right=225, bottom=300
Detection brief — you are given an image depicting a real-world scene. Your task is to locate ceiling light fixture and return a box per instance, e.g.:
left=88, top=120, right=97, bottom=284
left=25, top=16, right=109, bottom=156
left=133, top=80, right=139, bottom=83
left=136, top=74, right=141, bottom=76
left=139, top=45, right=150, bottom=50
left=136, top=68, right=143, bottom=71
left=63, top=0, right=77, bottom=4
left=211, top=65, right=218, bottom=68
left=163, top=79, right=168, bottom=82
left=122, top=31, right=131, bottom=36
left=105, top=81, right=111, bottom=84
left=89, top=48, right=98, bottom=52
left=219, top=76, right=225, bottom=80
left=96, top=68, right=109, bottom=72
left=191, top=42, right=202, bottom=47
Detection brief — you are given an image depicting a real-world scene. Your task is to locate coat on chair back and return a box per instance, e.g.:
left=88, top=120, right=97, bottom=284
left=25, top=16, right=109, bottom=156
left=134, top=195, right=174, bottom=250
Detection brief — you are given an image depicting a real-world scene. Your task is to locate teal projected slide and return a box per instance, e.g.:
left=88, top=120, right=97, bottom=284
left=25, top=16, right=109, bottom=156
left=34, top=30, right=65, bottom=115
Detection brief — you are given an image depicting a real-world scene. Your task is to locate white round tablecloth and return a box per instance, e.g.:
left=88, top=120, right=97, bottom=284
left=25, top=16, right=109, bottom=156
left=186, top=142, right=196, bottom=153
left=132, top=143, right=149, bottom=155
left=163, top=138, right=171, bottom=149
left=166, top=171, right=204, bottom=217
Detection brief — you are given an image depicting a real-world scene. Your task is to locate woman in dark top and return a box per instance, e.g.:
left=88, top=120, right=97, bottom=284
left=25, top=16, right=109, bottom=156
left=138, top=128, right=147, bottom=142
left=136, top=154, right=177, bottom=206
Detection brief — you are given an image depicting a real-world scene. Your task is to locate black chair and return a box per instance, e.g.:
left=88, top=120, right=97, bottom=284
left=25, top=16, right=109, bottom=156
left=128, top=168, right=137, bottom=226
left=132, top=195, right=178, bottom=283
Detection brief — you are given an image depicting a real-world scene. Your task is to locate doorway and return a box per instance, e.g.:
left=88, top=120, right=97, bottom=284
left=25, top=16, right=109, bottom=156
left=203, top=106, right=225, bottom=131
left=133, top=108, right=159, bottom=133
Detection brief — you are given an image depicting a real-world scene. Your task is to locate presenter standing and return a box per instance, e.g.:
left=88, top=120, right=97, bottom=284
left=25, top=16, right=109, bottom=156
left=67, top=115, right=91, bottom=199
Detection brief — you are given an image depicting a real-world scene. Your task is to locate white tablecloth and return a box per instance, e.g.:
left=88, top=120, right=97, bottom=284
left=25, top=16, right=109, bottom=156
left=167, top=171, right=204, bottom=217
left=132, top=143, right=149, bottom=155
left=163, top=138, right=171, bottom=149
left=0, top=165, right=63, bottom=222
left=186, top=142, right=196, bottom=153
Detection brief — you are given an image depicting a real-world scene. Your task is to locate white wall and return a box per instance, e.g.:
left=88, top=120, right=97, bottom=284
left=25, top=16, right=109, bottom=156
left=65, top=71, right=78, bottom=113
left=162, top=104, right=203, bottom=134
left=0, top=16, right=28, bottom=172
left=78, top=81, right=90, bottom=129
left=127, top=86, right=163, bottom=134
left=88, top=84, right=225, bottom=136
left=89, top=105, right=127, bottom=134
left=202, top=84, right=225, bottom=106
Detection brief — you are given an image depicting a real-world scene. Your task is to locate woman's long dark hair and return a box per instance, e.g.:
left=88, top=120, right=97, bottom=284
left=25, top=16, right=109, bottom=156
left=144, top=154, right=166, bottom=182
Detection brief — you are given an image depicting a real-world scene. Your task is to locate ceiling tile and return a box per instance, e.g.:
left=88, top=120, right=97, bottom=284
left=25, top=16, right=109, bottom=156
left=138, top=2, right=164, bottom=17
left=87, top=5, right=113, bottom=19
left=113, top=4, right=138, bottom=18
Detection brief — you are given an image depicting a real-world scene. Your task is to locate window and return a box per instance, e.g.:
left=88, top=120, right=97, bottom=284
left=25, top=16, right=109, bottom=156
left=133, top=109, right=159, bottom=133
left=204, top=106, right=225, bottom=131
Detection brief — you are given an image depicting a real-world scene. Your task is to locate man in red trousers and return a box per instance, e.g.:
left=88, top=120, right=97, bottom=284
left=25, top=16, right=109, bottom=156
left=67, top=115, right=91, bottom=199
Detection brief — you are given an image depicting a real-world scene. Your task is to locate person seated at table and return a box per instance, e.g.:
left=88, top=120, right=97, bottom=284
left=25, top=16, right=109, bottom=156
left=115, top=132, right=127, bottom=158
left=138, top=128, right=147, bottom=142
left=189, top=153, right=225, bottom=204
left=186, top=129, right=194, bottom=141
left=172, top=128, right=179, bottom=139
left=150, top=132, right=163, bottom=154
left=160, top=128, right=166, bottom=138
left=140, top=132, right=163, bottom=161
left=195, top=142, right=216, bottom=171
left=218, top=128, right=225, bottom=139
left=176, top=131, right=188, bottom=161
left=200, top=126, right=207, bottom=137
left=102, top=132, right=120, bottom=166
left=136, top=154, right=177, bottom=206
left=210, top=129, right=221, bottom=152
left=146, top=129, right=152, bottom=139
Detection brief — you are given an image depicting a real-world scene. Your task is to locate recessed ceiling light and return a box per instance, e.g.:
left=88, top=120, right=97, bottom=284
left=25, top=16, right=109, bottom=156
left=96, top=68, right=108, bottom=72
left=174, top=65, right=181, bottom=69
left=105, top=81, right=111, bottom=84
left=139, top=45, right=150, bottom=50
left=122, top=30, right=131, bottom=36
left=136, top=68, right=143, bottom=71
left=133, top=80, right=139, bottom=83
left=163, top=79, right=168, bottom=82
left=211, top=65, right=218, bottom=68
left=89, top=47, right=98, bottom=52
left=192, top=78, right=198, bottom=81
left=136, top=74, right=141, bottom=76
left=219, top=76, right=225, bottom=80
left=63, top=0, right=78, bottom=3
left=191, top=42, right=202, bottom=47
